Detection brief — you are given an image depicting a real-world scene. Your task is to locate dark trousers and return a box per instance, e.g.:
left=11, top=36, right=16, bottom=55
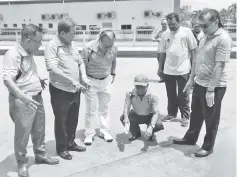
left=120, top=111, right=164, bottom=136
left=49, top=84, right=81, bottom=153
left=164, top=74, right=190, bottom=119
left=184, top=84, right=226, bottom=151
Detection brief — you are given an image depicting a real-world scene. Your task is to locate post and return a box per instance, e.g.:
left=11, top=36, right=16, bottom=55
left=15, top=31, right=18, bottom=43
left=132, top=29, right=136, bottom=47
left=83, top=31, right=86, bottom=45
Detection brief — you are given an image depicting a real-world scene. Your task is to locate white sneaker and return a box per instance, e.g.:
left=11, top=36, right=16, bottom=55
left=84, top=136, right=93, bottom=146
left=99, top=132, right=113, bottom=142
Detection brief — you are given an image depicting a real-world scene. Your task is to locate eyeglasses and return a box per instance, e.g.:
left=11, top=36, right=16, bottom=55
left=200, top=20, right=215, bottom=29
left=26, top=36, right=42, bottom=44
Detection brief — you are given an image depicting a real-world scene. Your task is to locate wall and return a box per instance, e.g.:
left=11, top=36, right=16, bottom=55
left=0, top=0, right=176, bottom=30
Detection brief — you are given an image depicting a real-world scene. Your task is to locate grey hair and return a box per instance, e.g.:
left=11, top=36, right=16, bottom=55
left=58, top=17, right=76, bottom=34
left=21, top=24, right=43, bottom=40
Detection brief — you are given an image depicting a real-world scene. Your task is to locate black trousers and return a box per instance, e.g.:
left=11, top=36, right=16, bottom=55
left=183, top=84, right=226, bottom=151
left=163, top=74, right=190, bottom=119
left=49, top=84, right=81, bottom=153
left=120, top=111, right=164, bottom=137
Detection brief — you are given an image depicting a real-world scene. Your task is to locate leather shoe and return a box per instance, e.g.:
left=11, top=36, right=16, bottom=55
left=194, top=149, right=213, bottom=157
left=128, top=135, right=141, bottom=141
left=18, top=164, right=29, bottom=177
left=58, top=151, right=72, bottom=160
left=173, top=138, right=195, bottom=145
left=68, top=144, right=86, bottom=152
left=35, top=156, right=59, bottom=165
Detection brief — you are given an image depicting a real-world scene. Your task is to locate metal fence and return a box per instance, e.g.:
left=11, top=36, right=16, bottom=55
left=0, top=26, right=236, bottom=46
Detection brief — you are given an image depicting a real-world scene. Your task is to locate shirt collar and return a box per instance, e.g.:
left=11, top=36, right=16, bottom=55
left=16, top=43, right=30, bottom=57
left=55, top=35, right=67, bottom=47
left=132, top=88, right=151, bottom=98
left=89, top=40, right=99, bottom=52
left=212, top=28, right=224, bottom=36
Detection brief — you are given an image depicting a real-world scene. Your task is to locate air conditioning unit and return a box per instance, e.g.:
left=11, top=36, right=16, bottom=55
left=154, top=12, right=162, bottom=17
left=144, top=11, right=150, bottom=18
left=41, top=14, right=46, bottom=20
left=97, top=13, right=106, bottom=20
left=51, top=14, right=56, bottom=20
left=106, top=12, right=116, bottom=19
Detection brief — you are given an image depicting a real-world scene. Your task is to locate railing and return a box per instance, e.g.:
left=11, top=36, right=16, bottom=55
left=0, top=26, right=236, bottom=46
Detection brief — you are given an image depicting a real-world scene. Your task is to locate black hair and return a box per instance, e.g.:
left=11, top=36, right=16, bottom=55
left=58, top=17, right=76, bottom=34
left=166, top=13, right=180, bottom=22
left=199, top=9, right=223, bottom=28
left=99, top=30, right=116, bottom=40
left=21, top=24, right=43, bottom=39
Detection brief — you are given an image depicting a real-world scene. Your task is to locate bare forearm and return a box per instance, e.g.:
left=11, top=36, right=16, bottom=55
left=151, top=112, right=159, bottom=125
left=111, top=60, right=116, bottom=74
left=158, top=53, right=166, bottom=70
left=4, top=79, right=25, bottom=98
left=189, top=49, right=197, bottom=81
left=79, top=63, right=88, bottom=81
left=123, top=105, right=131, bottom=119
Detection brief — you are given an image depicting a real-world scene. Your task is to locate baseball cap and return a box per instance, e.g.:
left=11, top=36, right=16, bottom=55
left=134, top=74, right=149, bottom=86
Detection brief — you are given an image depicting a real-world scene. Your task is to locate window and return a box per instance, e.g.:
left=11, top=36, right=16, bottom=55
left=76, top=25, right=86, bottom=30
left=102, top=22, right=113, bottom=28
left=121, top=24, right=132, bottom=30
left=4, top=24, right=7, bottom=28
left=13, top=24, right=17, bottom=28
left=39, top=23, right=43, bottom=28
left=22, top=24, right=26, bottom=28
left=49, top=23, right=53, bottom=28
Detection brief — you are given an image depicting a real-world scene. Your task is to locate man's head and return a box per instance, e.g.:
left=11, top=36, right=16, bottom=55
left=58, top=17, right=76, bottom=44
left=98, top=30, right=116, bottom=53
left=134, top=74, right=149, bottom=96
left=192, top=20, right=202, bottom=34
left=198, top=9, right=223, bottom=36
left=161, top=19, right=168, bottom=31
left=21, top=24, right=43, bottom=54
left=166, top=13, right=181, bottom=31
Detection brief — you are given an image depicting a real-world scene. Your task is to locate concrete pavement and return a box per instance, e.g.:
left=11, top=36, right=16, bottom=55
left=0, top=57, right=236, bottom=177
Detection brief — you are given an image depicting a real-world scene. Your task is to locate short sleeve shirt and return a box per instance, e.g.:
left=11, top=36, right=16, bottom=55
left=124, top=89, right=159, bottom=116
left=160, top=26, right=198, bottom=75
left=81, top=40, right=117, bottom=78
left=44, top=35, right=83, bottom=93
left=195, top=28, right=232, bottom=87
left=2, top=44, right=42, bottom=96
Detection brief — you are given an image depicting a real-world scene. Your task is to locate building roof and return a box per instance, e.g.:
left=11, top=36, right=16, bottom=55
left=0, top=0, right=136, bottom=5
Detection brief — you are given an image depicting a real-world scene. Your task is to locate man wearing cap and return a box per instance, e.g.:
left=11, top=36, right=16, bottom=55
left=3, top=24, right=59, bottom=177
left=81, top=30, right=117, bottom=145
left=120, top=74, right=164, bottom=141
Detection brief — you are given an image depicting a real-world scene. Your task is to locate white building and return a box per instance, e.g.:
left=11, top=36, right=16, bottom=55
left=0, top=0, right=180, bottom=31
left=181, top=5, right=192, bottom=13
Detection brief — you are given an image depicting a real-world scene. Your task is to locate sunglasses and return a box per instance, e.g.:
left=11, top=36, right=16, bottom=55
left=200, top=20, right=216, bottom=29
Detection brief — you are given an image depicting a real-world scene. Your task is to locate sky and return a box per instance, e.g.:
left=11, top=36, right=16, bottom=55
left=181, top=0, right=236, bottom=11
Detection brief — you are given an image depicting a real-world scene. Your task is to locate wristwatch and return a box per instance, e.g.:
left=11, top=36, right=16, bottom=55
left=111, top=73, right=116, bottom=76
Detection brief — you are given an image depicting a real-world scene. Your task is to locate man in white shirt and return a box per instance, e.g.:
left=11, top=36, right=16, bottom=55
left=152, top=19, right=168, bottom=82
left=191, top=20, right=205, bottom=45
left=158, top=13, right=198, bottom=127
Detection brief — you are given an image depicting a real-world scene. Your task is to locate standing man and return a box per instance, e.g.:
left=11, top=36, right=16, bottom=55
left=120, top=74, right=164, bottom=141
left=3, top=24, right=59, bottom=177
left=81, top=30, right=117, bottom=146
left=44, top=18, right=90, bottom=160
left=191, top=20, right=205, bottom=46
left=158, top=13, right=198, bottom=127
left=173, top=9, right=232, bottom=157
left=152, top=19, right=168, bottom=82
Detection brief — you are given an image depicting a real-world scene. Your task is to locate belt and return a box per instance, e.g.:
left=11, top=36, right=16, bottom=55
left=32, top=91, right=42, bottom=98
left=87, top=74, right=107, bottom=80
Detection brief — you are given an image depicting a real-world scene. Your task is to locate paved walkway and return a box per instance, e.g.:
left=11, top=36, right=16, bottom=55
left=0, top=57, right=236, bottom=177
